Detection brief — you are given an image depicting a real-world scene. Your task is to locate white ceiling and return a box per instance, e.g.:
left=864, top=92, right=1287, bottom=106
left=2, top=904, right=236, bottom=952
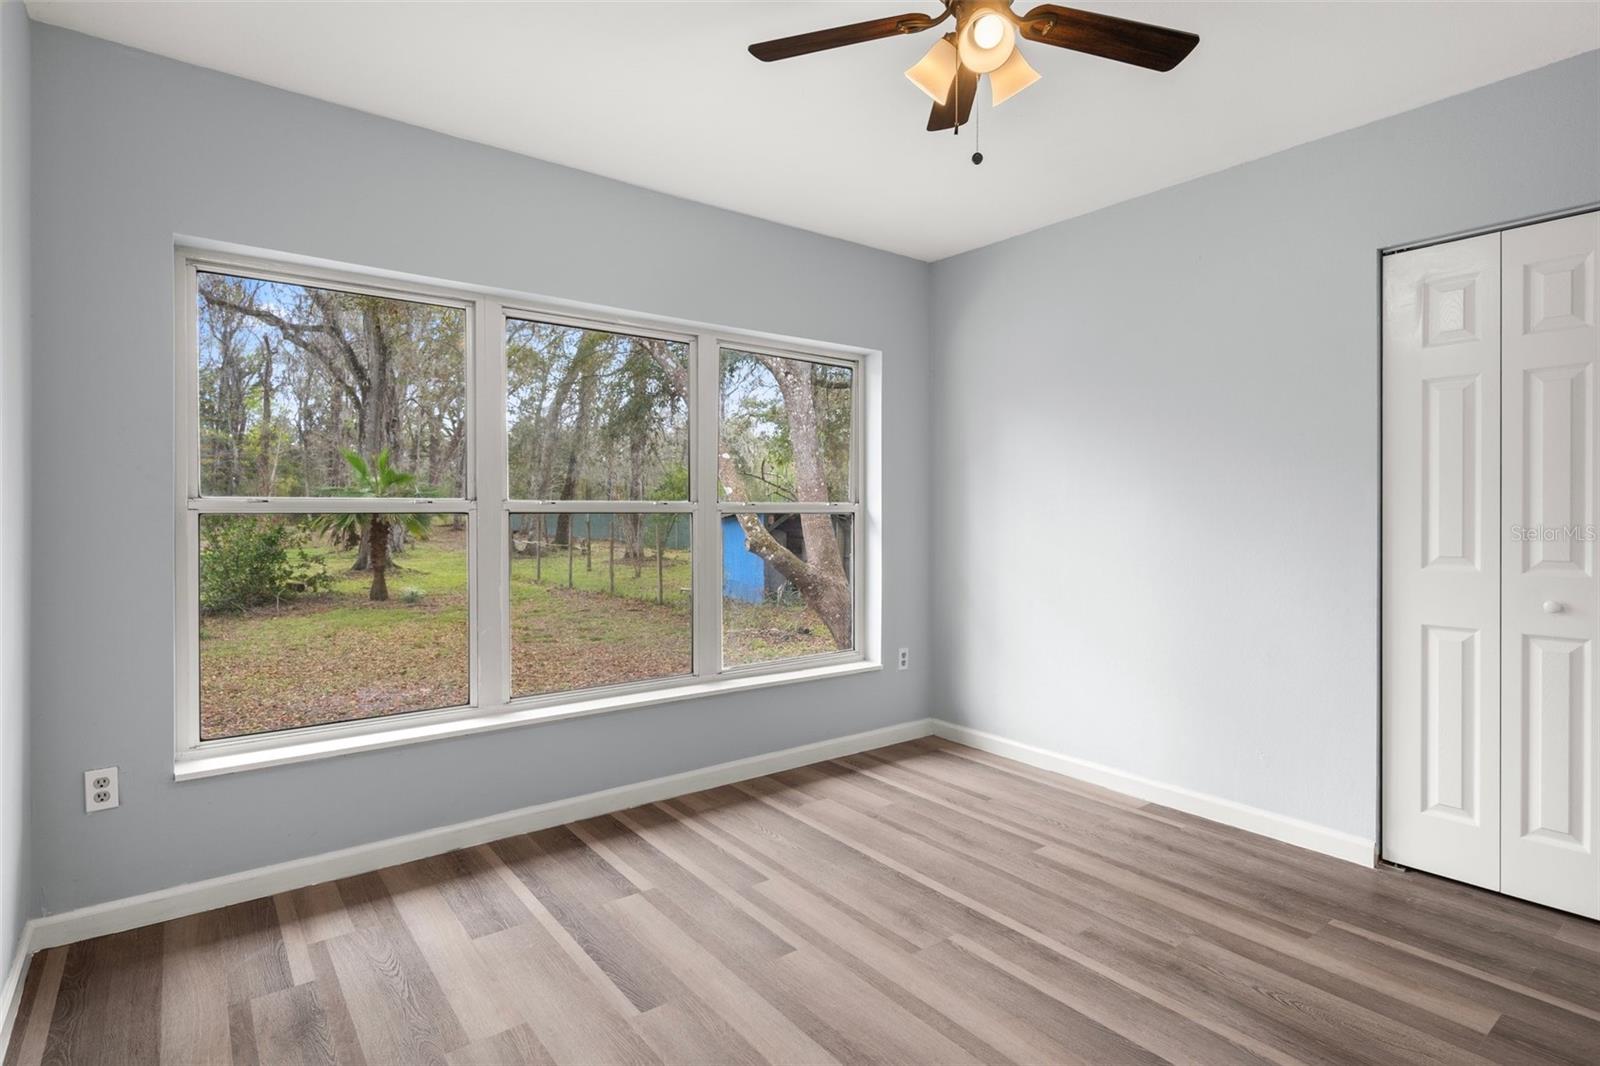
left=26, top=1, right=1600, bottom=260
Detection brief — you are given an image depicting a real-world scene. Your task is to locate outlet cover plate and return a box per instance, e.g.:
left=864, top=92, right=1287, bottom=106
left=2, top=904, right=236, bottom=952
left=84, top=766, right=119, bottom=812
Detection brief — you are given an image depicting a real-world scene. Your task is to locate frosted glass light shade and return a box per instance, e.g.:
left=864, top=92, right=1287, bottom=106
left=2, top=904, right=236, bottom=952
left=905, top=37, right=960, bottom=103
left=988, top=46, right=1041, bottom=106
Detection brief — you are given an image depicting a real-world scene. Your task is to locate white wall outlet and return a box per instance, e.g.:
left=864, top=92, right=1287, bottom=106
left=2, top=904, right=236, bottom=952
left=898, top=647, right=910, bottom=670
left=84, top=767, right=119, bottom=812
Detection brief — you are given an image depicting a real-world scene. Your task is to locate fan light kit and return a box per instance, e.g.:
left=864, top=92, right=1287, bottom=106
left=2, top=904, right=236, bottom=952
left=749, top=2, right=1199, bottom=164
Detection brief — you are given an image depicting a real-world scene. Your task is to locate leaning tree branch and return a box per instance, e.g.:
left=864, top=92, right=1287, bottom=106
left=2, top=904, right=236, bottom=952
left=205, top=291, right=369, bottom=399
left=718, top=452, right=817, bottom=591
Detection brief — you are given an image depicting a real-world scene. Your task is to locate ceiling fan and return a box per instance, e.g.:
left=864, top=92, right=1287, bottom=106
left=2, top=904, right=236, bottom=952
left=748, top=2, right=1198, bottom=137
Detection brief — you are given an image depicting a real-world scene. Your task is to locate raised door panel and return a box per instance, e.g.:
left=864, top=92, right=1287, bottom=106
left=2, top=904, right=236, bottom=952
left=1423, top=625, right=1480, bottom=820
left=1424, top=377, right=1481, bottom=569
left=1502, top=210, right=1600, bottom=919
left=1383, top=233, right=1501, bottom=888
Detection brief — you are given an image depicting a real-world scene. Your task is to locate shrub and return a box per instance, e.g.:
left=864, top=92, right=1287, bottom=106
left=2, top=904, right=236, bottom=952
left=200, top=517, right=332, bottom=614
left=400, top=586, right=425, bottom=605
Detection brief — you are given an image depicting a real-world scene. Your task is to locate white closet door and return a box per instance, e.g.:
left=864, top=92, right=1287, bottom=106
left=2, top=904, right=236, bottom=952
left=1501, top=210, right=1600, bottom=919
left=1383, top=233, right=1502, bottom=889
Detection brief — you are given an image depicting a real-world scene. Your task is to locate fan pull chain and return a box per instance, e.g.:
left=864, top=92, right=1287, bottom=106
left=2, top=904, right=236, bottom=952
left=972, top=94, right=983, bottom=165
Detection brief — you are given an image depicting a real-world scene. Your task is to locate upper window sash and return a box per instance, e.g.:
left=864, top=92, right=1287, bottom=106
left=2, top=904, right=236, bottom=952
left=503, top=310, right=697, bottom=507
left=183, top=257, right=473, bottom=505
left=718, top=342, right=859, bottom=506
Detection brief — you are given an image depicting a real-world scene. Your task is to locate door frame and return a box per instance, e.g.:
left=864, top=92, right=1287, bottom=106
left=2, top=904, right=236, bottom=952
left=1375, top=200, right=1600, bottom=865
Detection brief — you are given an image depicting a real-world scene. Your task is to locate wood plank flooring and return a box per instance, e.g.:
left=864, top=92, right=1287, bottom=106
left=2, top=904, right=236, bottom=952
left=6, top=737, right=1599, bottom=1065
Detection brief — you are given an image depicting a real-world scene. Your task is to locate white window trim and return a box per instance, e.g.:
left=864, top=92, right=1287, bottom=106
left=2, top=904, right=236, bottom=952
left=172, top=244, right=879, bottom=779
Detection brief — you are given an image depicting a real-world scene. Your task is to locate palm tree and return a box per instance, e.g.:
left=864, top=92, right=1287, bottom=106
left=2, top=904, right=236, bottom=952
left=316, top=450, right=431, bottom=601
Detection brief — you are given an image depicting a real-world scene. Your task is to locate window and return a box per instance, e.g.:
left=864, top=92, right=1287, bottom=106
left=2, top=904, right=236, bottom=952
left=505, top=317, right=693, bottom=697
left=178, top=251, right=869, bottom=769
left=186, top=267, right=473, bottom=745
left=718, top=348, right=857, bottom=666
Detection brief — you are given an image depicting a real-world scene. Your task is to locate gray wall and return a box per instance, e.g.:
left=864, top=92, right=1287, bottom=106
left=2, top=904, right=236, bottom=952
left=1, top=0, right=31, bottom=962
left=28, top=24, right=933, bottom=914
left=930, top=51, right=1600, bottom=840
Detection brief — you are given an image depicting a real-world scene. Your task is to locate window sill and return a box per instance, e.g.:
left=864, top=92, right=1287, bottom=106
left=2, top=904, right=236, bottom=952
left=174, top=659, right=882, bottom=782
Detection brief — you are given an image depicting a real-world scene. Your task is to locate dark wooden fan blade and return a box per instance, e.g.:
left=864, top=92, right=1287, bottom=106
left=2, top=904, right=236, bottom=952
left=927, top=62, right=979, bottom=132
left=749, top=11, right=940, bottom=62
left=1017, top=4, right=1198, bottom=71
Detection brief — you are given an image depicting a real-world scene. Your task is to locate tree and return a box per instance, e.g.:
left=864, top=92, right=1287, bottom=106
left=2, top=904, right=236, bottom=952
left=314, top=450, right=432, bottom=602
left=725, top=355, right=853, bottom=647
left=552, top=333, right=605, bottom=545
left=198, top=273, right=465, bottom=500
left=649, top=347, right=853, bottom=647
left=197, top=275, right=259, bottom=495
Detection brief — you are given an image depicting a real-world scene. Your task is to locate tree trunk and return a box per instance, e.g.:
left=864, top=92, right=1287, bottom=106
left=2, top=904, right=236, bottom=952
left=535, top=359, right=582, bottom=498
left=257, top=340, right=275, bottom=493
left=554, top=357, right=598, bottom=545
left=368, top=516, right=391, bottom=601
left=224, top=354, right=245, bottom=493
left=767, top=359, right=848, bottom=585
left=624, top=430, right=647, bottom=567
left=360, top=300, right=397, bottom=463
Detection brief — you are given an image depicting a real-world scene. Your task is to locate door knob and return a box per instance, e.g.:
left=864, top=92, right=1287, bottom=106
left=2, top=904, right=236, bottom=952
left=1543, top=600, right=1565, bottom=614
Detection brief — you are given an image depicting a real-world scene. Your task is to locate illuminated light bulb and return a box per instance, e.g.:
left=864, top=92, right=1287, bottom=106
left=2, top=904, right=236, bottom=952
left=957, top=7, right=1016, bottom=74
left=988, top=46, right=1040, bottom=106
left=905, top=36, right=960, bottom=103
left=972, top=13, right=1005, bottom=50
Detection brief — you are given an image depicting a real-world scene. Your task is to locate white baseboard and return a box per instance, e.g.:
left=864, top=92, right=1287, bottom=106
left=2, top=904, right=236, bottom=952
left=24, top=719, right=933, bottom=954
left=930, top=719, right=1376, bottom=867
left=0, top=923, right=35, bottom=1059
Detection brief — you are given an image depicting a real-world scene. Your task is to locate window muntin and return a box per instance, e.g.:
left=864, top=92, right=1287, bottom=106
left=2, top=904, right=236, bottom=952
left=506, top=319, right=689, bottom=501
left=508, top=513, right=693, bottom=697
left=198, top=512, right=471, bottom=740
left=721, top=512, right=855, bottom=668
left=181, top=251, right=867, bottom=761
left=197, top=271, right=467, bottom=498
left=719, top=348, right=853, bottom=503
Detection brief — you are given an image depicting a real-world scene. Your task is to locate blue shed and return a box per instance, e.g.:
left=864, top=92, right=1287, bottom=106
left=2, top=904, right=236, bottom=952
left=722, top=516, right=766, bottom=603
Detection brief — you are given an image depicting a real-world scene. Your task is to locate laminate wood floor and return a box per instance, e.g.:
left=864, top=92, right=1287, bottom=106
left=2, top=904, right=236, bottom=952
left=6, top=737, right=1600, bottom=1065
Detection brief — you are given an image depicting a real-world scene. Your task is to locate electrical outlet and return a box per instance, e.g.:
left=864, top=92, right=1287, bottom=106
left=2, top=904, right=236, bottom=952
left=898, top=647, right=910, bottom=670
left=84, top=767, right=119, bottom=813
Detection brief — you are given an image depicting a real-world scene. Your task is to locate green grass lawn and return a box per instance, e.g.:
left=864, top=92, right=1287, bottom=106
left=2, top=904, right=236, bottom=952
left=199, top=525, right=845, bottom=739
left=721, top=599, right=841, bottom=666
left=199, top=527, right=473, bottom=738
left=510, top=542, right=693, bottom=696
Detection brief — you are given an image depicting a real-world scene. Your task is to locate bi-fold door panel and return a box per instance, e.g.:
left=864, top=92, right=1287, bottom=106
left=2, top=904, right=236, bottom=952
left=1382, top=233, right=1503, bottom=890
left=1501, top=211, right=1599, bottom=919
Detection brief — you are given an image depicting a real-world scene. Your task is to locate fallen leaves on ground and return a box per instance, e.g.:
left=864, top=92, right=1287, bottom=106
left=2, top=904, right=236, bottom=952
left=200, top=567, right=842, bottom=740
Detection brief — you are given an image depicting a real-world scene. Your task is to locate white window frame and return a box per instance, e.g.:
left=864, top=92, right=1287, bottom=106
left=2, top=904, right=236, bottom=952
left=173, top=246, right=877, bottom=780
